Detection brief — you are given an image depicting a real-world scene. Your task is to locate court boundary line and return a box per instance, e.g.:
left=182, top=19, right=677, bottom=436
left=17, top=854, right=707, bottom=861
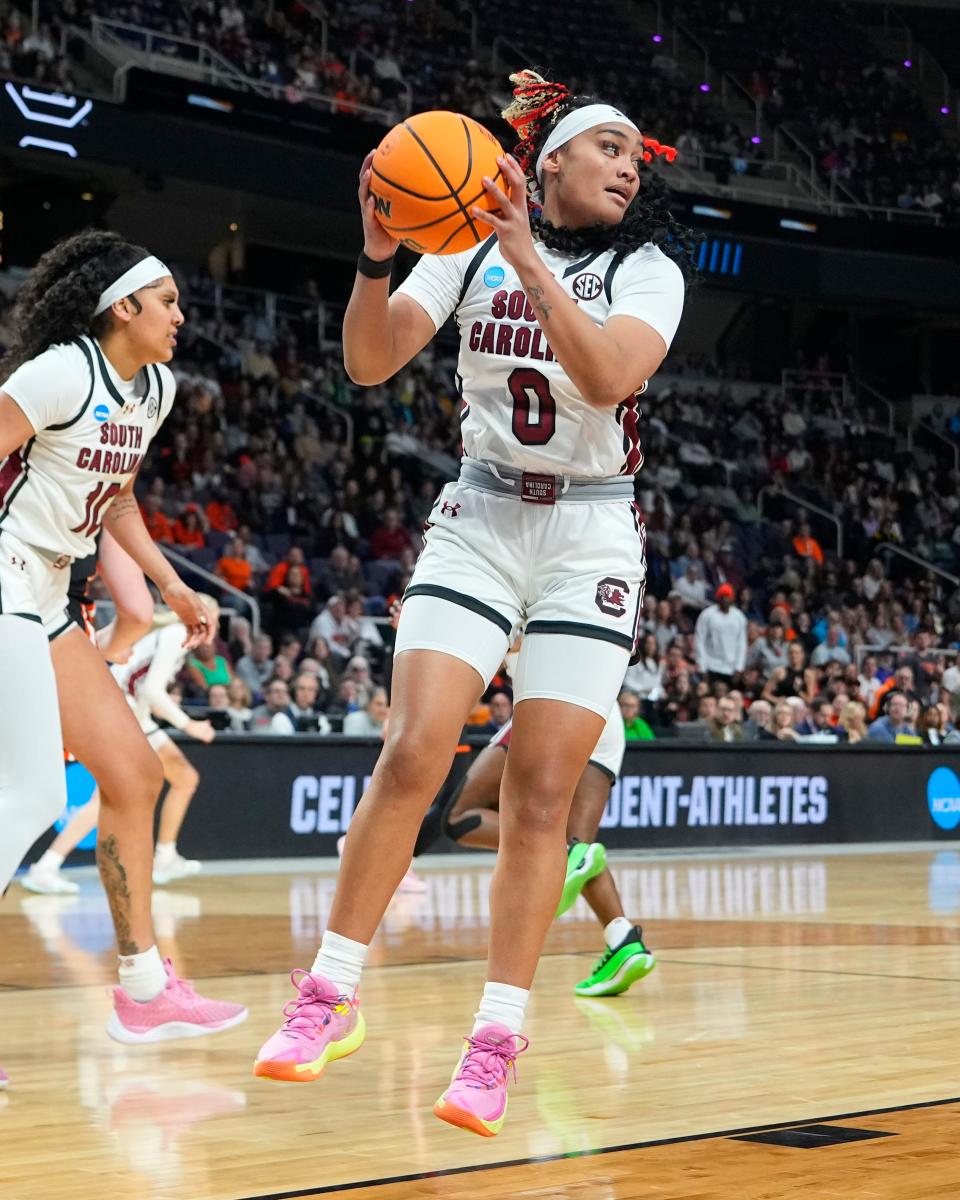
left=233, top=1094, right=960, bottom=1200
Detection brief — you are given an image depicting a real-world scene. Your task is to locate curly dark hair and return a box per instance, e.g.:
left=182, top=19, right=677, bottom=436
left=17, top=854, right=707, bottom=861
left=501, top=69, right=701, bottom=284
left=0, top=229, right=152, bottom=377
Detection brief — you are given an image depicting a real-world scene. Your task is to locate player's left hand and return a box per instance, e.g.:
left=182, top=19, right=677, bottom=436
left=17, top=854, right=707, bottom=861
left=162, top=579, right=215, bottom=649
left=473, top=155, right=534, bottom=270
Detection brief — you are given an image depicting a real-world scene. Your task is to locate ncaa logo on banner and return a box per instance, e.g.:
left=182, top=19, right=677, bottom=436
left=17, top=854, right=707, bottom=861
left=572, top=273, right=603, bottom=301
left=927, top=766, right=960, bottom=831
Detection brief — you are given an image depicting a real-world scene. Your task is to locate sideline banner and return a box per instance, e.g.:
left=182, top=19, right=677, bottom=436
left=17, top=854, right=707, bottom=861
left=163, top=738, right=960, bottom=859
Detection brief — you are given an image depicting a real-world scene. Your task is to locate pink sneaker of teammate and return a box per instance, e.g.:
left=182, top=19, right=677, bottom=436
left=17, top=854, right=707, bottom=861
left=0, top=1065, right=8, bottom=1088
left=434, top=1023, right=529, bottom=1137
left=254, top=970, right=365, bottom=1083
left=107, top=959, right=248, bottom=1044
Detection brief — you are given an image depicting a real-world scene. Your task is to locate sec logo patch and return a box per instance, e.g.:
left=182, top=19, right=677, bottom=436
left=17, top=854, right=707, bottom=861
left=572, top=273, right=603, bottom=301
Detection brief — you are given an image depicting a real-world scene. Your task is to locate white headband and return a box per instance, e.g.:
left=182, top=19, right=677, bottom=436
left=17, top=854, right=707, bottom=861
left=535, top=104, right=640, bottom=182
left=94, top=255, right=171, bottom=316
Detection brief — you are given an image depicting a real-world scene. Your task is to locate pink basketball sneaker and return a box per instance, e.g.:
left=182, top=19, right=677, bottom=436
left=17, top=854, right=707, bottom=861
left=107, top=959, right=248, bottom=1044
left=434, top=1023, right=529, bottom=1137
left=254, top=970, right=365, bottom=1083
left=0, top=1065, right=8, bottom=1089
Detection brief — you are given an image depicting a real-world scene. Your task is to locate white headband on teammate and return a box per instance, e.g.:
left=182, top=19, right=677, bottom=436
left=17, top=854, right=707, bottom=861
left=94, top=255, right=171, bottom=316
left=534, top=104, right=640, bottom=182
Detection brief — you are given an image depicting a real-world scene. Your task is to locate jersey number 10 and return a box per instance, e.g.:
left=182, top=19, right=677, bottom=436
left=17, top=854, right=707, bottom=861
left=71, top=480, right=122, bottom=538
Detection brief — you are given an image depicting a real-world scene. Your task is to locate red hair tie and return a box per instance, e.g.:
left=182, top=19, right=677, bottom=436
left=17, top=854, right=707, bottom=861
left=642, top=135, right=678, bottom=164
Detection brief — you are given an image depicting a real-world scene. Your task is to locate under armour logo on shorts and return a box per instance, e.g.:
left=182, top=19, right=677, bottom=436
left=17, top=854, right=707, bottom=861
left=440, top=501, right=462, bottom=517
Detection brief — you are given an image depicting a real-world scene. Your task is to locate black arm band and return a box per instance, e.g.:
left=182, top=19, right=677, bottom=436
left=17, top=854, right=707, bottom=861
left=357, top=250, right=395, bottom=279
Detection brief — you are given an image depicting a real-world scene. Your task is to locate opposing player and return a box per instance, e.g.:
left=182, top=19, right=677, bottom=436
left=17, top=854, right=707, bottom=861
left=255, top=70, right=692, bottom=1135
left=416, top=647, right=655, bottom=995
left=0, top=230, right=246, bottom=1043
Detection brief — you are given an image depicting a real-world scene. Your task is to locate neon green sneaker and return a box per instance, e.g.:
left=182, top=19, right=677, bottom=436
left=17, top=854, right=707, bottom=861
left=555, top=839, right=607, bottom=917
left=574, top=927, right=656, bottom=996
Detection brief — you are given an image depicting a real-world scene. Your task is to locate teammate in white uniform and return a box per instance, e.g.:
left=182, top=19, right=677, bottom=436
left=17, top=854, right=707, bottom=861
left=26, top=602, right=218, bottom=893
left=0, top=230, right=245, bottom=1050
left=22, top=526, right=154, bottom=896
left=256, top=70, right=693, bottom=1132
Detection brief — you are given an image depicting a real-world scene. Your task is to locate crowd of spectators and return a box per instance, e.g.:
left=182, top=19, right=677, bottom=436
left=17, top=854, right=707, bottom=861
left=5, top=0, right=959, bottom=220
left=671, top=0, right=960, bottom=220
left=1, top=3, right=75, bottom=91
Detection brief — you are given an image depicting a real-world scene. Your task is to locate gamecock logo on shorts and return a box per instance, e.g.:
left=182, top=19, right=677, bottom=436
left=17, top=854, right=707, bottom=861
left=572, top=272, right=603, bottom=301
left=595, top=576, right=630, bottom=617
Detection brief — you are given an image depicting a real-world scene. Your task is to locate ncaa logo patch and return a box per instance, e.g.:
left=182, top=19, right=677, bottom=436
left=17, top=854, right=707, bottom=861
left=483, top=265, right=506, bottom=288
left=93, top=404, right=110, bottom=423
left=595, top=576, right=630, bottom=618
left=928, top=766, right=960, bottom=831
left=572, top=272, right=603, bottom=301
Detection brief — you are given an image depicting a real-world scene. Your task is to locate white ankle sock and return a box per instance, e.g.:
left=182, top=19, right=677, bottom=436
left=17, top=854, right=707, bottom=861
left=473, top=981, right=529, bottom=1036
left=311, top=930, right=368, bottom=995
left=36, top=849, right=65, bottom=872
left=118, top=944, right=167, bottom=1002
left=155, top=841, right=176, bottom=860
left=604, top=917, right=634, bottom=949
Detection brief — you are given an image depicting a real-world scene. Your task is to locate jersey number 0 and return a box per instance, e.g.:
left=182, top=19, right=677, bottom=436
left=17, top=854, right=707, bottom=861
left=509, top=368, right=556, bottom=446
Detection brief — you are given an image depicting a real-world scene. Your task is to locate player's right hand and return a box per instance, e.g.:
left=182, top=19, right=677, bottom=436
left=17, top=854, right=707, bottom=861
left=185, top=718, right=215, bottom=744
left=359, top=149, right=399, bottom=262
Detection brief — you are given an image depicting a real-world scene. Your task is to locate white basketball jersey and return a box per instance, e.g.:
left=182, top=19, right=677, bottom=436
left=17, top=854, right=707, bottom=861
left=396, top=237, right=684, bottom=478
left=112, top=624, right=187, bottom=728
left=0, top=335, right=175, bottom=559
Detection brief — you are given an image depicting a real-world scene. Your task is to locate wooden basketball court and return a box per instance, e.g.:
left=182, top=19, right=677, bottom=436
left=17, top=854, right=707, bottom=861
left=2, top=845, right=959, bottom=1199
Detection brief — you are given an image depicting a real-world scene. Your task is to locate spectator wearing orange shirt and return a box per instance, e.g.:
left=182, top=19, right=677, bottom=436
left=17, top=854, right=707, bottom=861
left=792, top=522, right=824, bottom=566
left=217, top=536, right=253, bottom=592
left=206, top=493, right=238, bottom=534
left=266, top=546, right=313, bottom=597
left=141, top=494, right=173, bottom=544
left=172, top=507, right=206, bottom=550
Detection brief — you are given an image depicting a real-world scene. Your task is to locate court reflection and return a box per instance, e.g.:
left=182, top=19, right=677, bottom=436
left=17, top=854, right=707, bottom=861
left=285, top=856, right=830, bottom=941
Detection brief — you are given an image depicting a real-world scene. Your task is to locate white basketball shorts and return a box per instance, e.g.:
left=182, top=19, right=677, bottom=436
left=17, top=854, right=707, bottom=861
left=394, top=478, right=646, bottom=718
left=0, top=530, right=74, bottom=638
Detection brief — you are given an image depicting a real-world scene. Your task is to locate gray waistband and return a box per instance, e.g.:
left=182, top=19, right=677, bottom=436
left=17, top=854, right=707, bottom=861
left=459, top=459, right=635, bottom=502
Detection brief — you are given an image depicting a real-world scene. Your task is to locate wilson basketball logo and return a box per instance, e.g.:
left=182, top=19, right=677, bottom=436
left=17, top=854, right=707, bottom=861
left=572, top=273, right=603, bottom=301
left=595, top=576, right=630, bottom=617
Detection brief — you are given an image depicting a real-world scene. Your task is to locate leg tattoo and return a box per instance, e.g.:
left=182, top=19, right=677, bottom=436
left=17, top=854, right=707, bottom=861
left=97, top=834, right=140, bottom=956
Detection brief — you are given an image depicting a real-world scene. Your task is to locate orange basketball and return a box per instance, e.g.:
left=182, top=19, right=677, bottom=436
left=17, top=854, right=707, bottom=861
left=369, top=110, right=506, bottom=256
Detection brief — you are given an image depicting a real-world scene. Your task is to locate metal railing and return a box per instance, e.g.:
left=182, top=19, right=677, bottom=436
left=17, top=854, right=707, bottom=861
left=159, top=544, right=261, bottom=636
left=348, top=44, right=412, bottom=119
left=872, top=2, right=959, bottom=135
left=757, top=485, right=843, bottom=557
left=876, top=542, right=959, bottom=587
left=854, top=378, right=896, bottom=436
left=907, top=422, right=959, bottom=471
left=83, top=17, right=398, bottom=121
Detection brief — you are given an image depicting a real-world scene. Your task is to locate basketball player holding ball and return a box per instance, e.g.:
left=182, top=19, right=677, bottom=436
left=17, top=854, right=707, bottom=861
left=255, top=70, right=694, bottom=1136
left=0, top=231, right=246, bottom=1052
